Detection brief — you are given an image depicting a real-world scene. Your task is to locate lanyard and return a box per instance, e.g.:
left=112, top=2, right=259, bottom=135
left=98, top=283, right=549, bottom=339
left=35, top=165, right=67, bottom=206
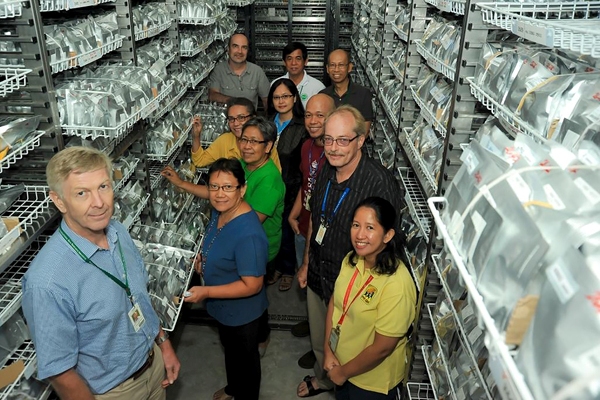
left=59, top=226, right=132, bottom=301
left=337, top=268, right=374, bottom=327
left=320, top=181, right=350, bottom=227
left=308, top=140, right=325, bottom=180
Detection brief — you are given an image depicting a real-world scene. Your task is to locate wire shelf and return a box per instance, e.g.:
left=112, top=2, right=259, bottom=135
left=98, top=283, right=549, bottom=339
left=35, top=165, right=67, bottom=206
left=391, top=24, right=409, bottom=42
left=414, top=39, right=456, bottom=81
left=40, top=0, right=115, bottom=11
left=50, top=36, right=125, bottom=74
left=147, top=129, right=188, bottom=161
left=121, top=193, right=150, bottom=231
left=386, top=55, right=405, bottom=82
left=0, top=131, right=45, bottom=174
left=227, top=0, right=254, bottom=5
left=430, top=254, right=495, bottom=400
left=400, top=245, right=423, bottom=294
left=0, top=186, right=50, bottom=256
left=134, top=20, right=173, bottom=42
left=0, top=340, right=38, bottom=398
left=409, top=85, right=448, bottom=138
left=398, top=168, right=432, bottom=243
left=148, top=146, right=183, bottom=189
left=478, top=2, right=600, bottom=57
left=113, top=158, right=140, bottom=194
left=0, top=67, right=31, bottom=98
left=0, top=0, right=22, bottom=17
left=426, top=303, right=458, bottom=400
left=164, top=52, right=177, bottom=66
left=366, top=64, right=379, bottom=89
left=214, top=26, right=236, bottom=42
left=427, top=197, right=536, bottom=400
left=0, top=235, right=49, bottom=327
left=407, top=382, right=436, bottom=400
left=400, top=128, right=438, bottom=197
left=424, top=0, right=465, bottom=15
left=465, top=77, right=547, bottom=143
left=377, top=87, right=399, bottom=131
left=190, top=63, right=214, bottom=89
left=179, top=10, right=227, bottom=26
left=149, top=83, right=189, bottom=125
left=61, top=81, right=173, bottom=140
left=180, top=40, right=211, bottom=58
left=420, top=346, right=440, bottom=400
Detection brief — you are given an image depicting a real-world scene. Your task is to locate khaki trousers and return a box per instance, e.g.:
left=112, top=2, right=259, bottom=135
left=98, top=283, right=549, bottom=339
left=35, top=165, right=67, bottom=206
left=307, top=287, right=334, bottom=390
left=95, top=343, right=165, bottom=400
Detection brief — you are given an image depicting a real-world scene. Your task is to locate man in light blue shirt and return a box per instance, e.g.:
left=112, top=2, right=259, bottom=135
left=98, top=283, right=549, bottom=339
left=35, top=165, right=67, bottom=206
left=22, top=147, right=180, bottom=400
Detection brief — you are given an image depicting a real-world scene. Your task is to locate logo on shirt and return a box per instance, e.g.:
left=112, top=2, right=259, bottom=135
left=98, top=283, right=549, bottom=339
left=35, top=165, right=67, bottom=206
left=301, top=93, right=308, bottom=101
left=361, top=285, right=378, bottom=304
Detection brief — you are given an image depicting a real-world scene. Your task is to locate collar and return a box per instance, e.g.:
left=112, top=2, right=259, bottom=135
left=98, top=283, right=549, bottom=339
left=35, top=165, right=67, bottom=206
left=274, top=114, right=292, bottom=134
left=284, top=71, right=309, bottom=86
left=240, top=158, right=272, bottom=172
left=60, top=219, right=117, bottom=259
left=226, top=61, right=248, bottom=76
left=327, top=149, right=366, bottom=184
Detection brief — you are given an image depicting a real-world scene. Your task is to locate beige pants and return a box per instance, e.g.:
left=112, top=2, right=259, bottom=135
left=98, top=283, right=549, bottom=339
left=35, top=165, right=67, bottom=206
left=95, top=343, right=165, bottom=400
left=307, top=287, right=334, bottom=390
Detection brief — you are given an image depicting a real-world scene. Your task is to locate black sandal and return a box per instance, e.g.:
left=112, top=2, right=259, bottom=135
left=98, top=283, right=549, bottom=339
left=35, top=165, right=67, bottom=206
left=297, top=375, right=327, bottom=398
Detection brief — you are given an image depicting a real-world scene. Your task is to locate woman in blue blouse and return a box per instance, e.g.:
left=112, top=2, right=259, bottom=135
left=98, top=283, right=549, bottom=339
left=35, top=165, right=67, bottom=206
left=183, top=158, right=269, bottom=400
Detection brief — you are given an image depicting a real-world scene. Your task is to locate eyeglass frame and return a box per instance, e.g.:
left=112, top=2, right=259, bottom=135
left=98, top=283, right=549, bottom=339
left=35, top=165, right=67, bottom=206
left=227, top=114, right=252, bottom=123
left=237, top=137, right=268, bottom=146
left=272, top=94, right=295, bottom=101
left=322, top=135, right=360, bottom=147
left=207, top=184, right=241, bottom=192
left=327, top=63, right=350, bottom=70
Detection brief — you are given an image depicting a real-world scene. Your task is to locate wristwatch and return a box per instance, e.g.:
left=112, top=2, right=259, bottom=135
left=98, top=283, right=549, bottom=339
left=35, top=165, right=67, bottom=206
left=155, top=332, right=169, bottom=345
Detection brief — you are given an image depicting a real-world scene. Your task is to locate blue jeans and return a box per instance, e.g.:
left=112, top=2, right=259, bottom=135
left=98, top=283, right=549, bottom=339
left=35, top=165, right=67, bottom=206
left=335, top=381, right=402, bottom=400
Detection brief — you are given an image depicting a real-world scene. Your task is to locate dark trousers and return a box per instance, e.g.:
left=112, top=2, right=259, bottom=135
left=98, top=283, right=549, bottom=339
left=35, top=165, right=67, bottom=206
left=257, top=308, right=270, bottom=343
left=274, top=206, right=297, bottom=276
left=217, top=314, right=262, bottom=400
left=336, top=381, right=402, bottom=400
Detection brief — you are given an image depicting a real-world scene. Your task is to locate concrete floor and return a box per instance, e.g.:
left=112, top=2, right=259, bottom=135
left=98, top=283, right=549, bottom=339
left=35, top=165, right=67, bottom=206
left=167, top=275, right=335, bottom=400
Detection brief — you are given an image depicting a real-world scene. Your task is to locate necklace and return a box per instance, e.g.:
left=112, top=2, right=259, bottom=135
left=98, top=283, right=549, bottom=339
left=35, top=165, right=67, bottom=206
left=201, top=216, right=222, bottom=275
left=246, top=157, right=268, bottom=181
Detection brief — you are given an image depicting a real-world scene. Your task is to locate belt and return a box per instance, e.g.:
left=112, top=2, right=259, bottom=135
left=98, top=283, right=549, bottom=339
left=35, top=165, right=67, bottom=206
left=127, top=349, right=155, bottom=381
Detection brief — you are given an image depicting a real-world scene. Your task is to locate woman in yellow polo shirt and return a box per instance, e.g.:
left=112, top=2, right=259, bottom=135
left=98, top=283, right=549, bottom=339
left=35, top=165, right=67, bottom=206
left=323, top=197, right=417, bottom=400
left=190, top=97, right=281, bottom=171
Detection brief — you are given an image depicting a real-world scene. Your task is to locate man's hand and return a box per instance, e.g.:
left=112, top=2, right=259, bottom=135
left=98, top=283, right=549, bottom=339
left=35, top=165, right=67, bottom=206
left=191, top=116, right=203, bottom=138
left=182, top=286, right=210, bottom=303
left=327, top=365, right=348, bottom=386
left=161, top=166, right=184, bottom=187
left=159, top=340, right=180, bottom=388
left=297, top=263, right=308, bottom=288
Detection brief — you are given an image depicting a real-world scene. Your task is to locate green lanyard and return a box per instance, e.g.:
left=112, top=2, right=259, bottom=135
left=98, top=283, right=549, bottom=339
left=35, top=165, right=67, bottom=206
left=59, top=226, right=132, bottom=302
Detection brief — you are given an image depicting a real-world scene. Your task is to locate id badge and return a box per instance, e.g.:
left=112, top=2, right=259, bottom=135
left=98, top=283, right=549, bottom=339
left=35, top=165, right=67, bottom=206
left=128, top=303, right=146, bottom=332
left=315, top=223, right=327, bottom=245
left=329, top=326, right=340, bottom=352
left=304, top=193, right=311, bottom=211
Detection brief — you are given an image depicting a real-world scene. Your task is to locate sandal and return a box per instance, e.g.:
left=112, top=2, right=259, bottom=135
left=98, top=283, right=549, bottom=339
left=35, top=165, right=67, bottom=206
left=267, top=270, right=282, bottom=285
left=213, top=387, right=233, bottom=400
left=297, top=375, right=327, bottom=398
left=279, top=275, right=294, bottom=291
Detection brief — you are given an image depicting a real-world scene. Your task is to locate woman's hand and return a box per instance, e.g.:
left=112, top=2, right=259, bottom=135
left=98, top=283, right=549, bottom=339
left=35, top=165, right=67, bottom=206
left=161, top=165, right=184, bottom=187
left=183, top=286, right=209, bottom=303
left=191, top=116, right=203, bottom=138
left=327, top=365, right=348, bottom=386
left=323, top=351, right=340, bottom=372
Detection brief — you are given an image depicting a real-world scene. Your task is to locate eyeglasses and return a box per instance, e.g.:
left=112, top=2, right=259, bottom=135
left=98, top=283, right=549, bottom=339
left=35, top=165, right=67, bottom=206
left=327, top=63, right=349, bottom=70
left=323, top=135, right=359, bottom=147
left=227, top=114, right=252, bottom=123
left=238, top=137, right=267, bottom=146
left=208, top=184, right=241, bottom=192
left=273, top=94, right=294, bottom=101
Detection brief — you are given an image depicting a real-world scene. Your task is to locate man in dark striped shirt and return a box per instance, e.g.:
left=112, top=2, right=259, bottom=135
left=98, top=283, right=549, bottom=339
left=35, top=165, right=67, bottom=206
left=296, top=105, right=404, bottom=397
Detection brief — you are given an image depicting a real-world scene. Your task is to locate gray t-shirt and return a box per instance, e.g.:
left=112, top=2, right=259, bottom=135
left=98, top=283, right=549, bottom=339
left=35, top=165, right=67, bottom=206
left=209, top=60, right=270, bottom=108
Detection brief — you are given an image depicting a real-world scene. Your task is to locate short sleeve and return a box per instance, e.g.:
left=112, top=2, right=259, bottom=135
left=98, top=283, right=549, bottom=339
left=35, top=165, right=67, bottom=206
left=258, top=70, right=270, bottom=98
left=208, top=66, right=221, bottom=91
left=249, top=174, right=285, bottom=217
left=374, top=271, right=416, bottom=338
left=362, top=89, right=374, bottom=121
left=22, top=287, right=79, bottom=380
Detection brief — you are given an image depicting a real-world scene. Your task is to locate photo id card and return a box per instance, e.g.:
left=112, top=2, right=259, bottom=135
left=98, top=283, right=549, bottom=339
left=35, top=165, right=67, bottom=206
left=128, top=303, right=146, bottom=332
left=315, top=223, right=327, bottom=245
left=329, top=326, right=340, bottom=352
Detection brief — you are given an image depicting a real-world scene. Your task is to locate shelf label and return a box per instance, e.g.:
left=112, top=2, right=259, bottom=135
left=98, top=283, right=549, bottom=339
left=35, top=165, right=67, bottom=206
left=268, top=7, right=276, bottom=16
left=78, top=48, right=102, bottom=66
left=67, top=0, right=96, bottom=9
left=512, top=21, right=553, bottom=47
left=438, top=0, right=451, bottom=12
